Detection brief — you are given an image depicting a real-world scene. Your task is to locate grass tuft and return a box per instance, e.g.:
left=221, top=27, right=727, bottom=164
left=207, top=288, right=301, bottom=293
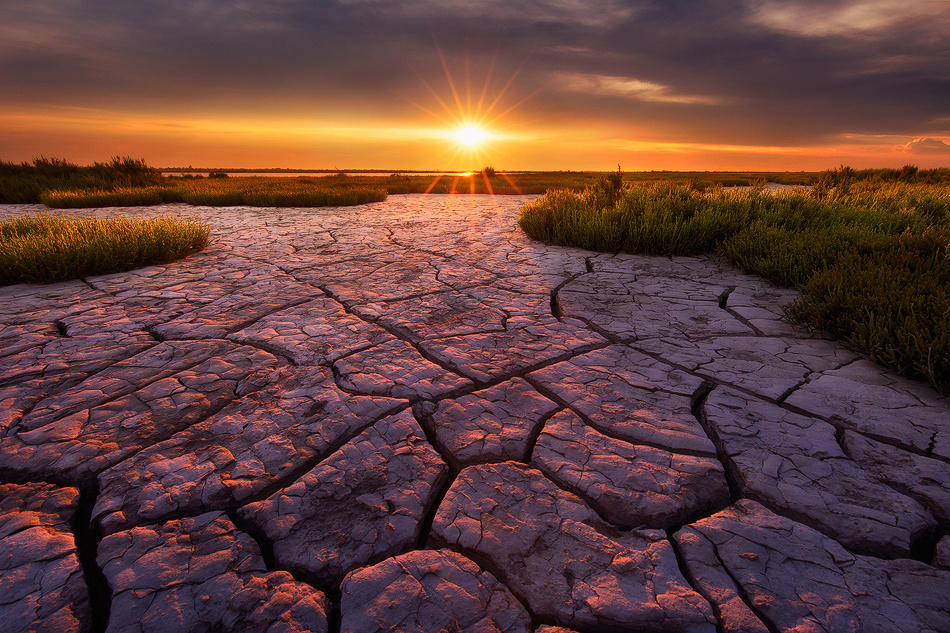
left=0, top=213, right=210, bottom=285
left=519, top=179, right=950, bottom=392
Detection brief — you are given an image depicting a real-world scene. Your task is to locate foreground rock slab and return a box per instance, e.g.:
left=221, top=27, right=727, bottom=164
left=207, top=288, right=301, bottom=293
left=240, top=410, right=447, bottom=581
left=339, top=549, right=531, bottom=633
left=703, top=387, right=935, bottom=557
left=533, top=409, right=730, bottom=529
left=674, top=500, right=950, bottom=633
left=432, top=461, right=717, bottom=632
left=334, top=338, right=471, bottom=400
left=97, top=512, right=328, bottom=633
left=430, top=378, right=559, bottom=466
left=529, top=345, right=713, bottom=454
left=0, top=482, right=90, bottom=633
left=0, top=340, right=280, bottom=482
left=92, top=367, right=403, bottom=533
left=784, top=359, right=950, bottom=459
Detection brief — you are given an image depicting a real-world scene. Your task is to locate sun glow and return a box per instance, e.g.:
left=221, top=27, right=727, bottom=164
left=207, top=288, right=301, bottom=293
left=454, top=125, right=488, bottom=147
left=403, top=46, right=540, bottom=194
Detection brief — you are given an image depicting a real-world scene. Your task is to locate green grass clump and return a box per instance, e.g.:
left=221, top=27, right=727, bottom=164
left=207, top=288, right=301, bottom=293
left=41, top=186, right=173, bottom=208
left=0, top=213, right=210, bottom=285
left=0, top=157, right=162, bottom=203
left=39, top=178, right=387, bottom=208
left=519, top=180, right=950, bottom=392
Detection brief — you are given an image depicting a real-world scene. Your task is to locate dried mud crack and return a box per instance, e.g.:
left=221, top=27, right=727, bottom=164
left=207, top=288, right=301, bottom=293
left=1, top=194, right=949, bottom=633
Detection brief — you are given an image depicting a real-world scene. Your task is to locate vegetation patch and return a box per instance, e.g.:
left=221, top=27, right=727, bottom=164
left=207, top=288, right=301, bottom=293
left=518, top=170, right=950, bottom=392
left=40, top=179, right=388, bottom=208
left=0, top=157, right=162, bottom=204
left=0, top=213, right=210, bottom=285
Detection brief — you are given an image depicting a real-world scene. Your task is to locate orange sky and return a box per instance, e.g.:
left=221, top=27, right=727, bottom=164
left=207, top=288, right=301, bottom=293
left=1, top=2, right=948, bottom=170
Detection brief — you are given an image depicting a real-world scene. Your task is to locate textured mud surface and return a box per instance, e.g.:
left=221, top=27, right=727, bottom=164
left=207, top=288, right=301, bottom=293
left=1, top=195, right=949, bottom=633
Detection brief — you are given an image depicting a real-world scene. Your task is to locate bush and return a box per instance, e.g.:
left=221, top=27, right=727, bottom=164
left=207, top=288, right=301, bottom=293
left=0, top=213, right=210, bottom=284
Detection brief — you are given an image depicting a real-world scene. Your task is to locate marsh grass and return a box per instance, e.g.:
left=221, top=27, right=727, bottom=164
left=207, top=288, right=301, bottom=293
left=41, top=179, right=388, bottom=208
left=519, top=181, right=950, bottom=391
left=0, top=157, right=162, bottom=203
left=0, top=213, right=210, bottom=284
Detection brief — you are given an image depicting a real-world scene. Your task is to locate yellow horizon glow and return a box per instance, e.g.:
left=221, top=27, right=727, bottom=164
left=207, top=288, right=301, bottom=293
left=1, top=107, right=948, bottom=171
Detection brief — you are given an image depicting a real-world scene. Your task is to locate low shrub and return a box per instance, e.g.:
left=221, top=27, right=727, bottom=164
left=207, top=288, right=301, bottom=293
left=0, top=213, right=210, bottom=284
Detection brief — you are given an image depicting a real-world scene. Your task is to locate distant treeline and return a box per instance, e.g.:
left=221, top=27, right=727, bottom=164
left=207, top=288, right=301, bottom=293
left=0, top=157, right=162, bottom=203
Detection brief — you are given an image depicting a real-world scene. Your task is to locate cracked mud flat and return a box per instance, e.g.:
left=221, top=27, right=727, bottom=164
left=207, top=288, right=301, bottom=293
left=1, top=194, right=949, bottom=633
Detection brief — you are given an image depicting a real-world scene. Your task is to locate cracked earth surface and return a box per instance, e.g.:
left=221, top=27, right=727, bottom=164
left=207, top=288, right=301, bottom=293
left=1, top=194, right=949, bottom=633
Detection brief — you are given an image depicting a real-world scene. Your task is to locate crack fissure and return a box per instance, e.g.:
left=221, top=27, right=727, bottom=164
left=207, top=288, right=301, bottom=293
left=73, top=484, right=111, bottom=633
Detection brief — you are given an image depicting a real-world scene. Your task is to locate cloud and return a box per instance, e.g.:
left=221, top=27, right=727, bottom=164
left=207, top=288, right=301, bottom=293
left=553, top=72, right=720, bottom=105
left=0, top=0, right=948, bottom=158
left=903, top=137, right=950, bottom=155
left=337, top=0, right=639, bottom=28
left=747, top=0, right=950, bottom=38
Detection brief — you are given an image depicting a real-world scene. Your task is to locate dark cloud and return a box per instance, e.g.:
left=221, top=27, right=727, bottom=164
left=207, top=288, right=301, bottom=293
left=0, top=0, right=948, bottom=147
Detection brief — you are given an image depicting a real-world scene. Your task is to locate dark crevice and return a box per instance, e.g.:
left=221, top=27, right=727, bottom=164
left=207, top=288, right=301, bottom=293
left=548, top=271, right=586, bottom=323
left=690, top=382, right=742, bottom=502
left=775, top=376, right=809, bottom=404
left=411, top=401, right=458, bottom=473
left=910, top=527, right=941, bottom=563
left=227, top=509, right=276, bottom=569
left=667, top=530, right=726, bottom=633
left=325, top=585, right=343, bottom=633
left=73, top=484, right=111, bottom=633
left=521, top=406, right=562, bottom=463
left=54, top=320, right=70, bottom=337
left=0, top=465, right=91, bottom=490
left=710, top=542, right=782, bottom=633
left=410, top=401, right=458, bottom=548
left=926, top=430, right=938, bottom=457
left=413, top=469, right=455, bottom=549
left=549, top=288, right=563, bottom=320
left=717, top=286, right=735, bottom=310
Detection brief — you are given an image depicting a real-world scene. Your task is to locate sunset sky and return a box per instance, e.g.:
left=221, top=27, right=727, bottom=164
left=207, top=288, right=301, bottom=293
left=2, top=0, right=949, bottom=170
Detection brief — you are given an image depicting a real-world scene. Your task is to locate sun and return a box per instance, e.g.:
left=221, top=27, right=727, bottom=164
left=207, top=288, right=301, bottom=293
left=454, top=125, right=488, bottom=148
left=406, top=46, right=537, bottom=192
